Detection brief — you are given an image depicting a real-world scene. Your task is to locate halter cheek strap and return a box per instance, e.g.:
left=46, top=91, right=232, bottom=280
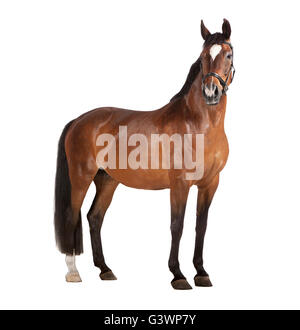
left=201, top=41, right=235, bottom=95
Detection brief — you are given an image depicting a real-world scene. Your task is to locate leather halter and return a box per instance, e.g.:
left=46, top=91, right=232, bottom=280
left=201, top=41, right=235, bottom=95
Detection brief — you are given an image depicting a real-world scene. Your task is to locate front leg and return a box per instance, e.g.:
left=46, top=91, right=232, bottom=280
left=169, top=180, right=191, bottom=290
left=193, top=175, right=219, bottom=287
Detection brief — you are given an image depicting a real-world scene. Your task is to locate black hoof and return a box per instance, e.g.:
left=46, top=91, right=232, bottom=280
left=194, top=275, right=212, bottom=287
left=100, top=270, right=117, bottom=280
left=171, top=279, right=193, bottom=290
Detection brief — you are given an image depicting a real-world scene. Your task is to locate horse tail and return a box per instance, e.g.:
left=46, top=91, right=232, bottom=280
left=54, top=120, right=83, bottom=255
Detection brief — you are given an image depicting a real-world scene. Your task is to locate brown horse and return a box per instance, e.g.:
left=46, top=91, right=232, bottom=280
left=54, top=19, right=235, bottom=290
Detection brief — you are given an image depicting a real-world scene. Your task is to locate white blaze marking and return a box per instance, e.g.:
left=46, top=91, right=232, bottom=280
left=210, top=44, right=222, bottom=61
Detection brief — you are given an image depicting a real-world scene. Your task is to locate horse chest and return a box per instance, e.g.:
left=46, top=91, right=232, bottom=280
left=202, top=132, right=229, bottom=179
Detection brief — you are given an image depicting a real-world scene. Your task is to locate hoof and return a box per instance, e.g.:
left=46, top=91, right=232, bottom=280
left=171, top=279, right=192, bottom=290
left=194, top=275, right=212, bottom=287
left=66, top=272, right=82, bottom=283
left=100, top=270, right=117, bottom=280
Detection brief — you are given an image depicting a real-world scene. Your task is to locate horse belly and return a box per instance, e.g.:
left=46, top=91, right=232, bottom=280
left=104, top=168, right=170, bottom=190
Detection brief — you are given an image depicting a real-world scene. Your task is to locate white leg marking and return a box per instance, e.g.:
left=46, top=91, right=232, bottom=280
left=65, top=253, right=82, bottom=282
left=66, top=254, right=78, bottom=273
left=210, top=44, right=222, bottom=61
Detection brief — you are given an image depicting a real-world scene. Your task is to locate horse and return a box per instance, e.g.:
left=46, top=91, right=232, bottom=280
left=54, top=19, right=235, bottom=290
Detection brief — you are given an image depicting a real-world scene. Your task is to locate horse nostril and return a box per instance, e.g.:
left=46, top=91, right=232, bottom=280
left=214, top=86, right=219, bottom=97
left=203, top=84, right=220, bottom=99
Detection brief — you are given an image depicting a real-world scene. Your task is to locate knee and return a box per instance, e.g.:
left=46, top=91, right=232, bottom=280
left=170, top=221, right=183, bottom=236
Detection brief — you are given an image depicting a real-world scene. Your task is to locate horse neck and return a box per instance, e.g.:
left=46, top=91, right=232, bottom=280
left=184, top=74, right=227, bottom=129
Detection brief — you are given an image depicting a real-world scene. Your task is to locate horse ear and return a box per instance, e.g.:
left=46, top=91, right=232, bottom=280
left=222, top=18, right=231, bottom=39
left=201, top=20, right=211, bottom=41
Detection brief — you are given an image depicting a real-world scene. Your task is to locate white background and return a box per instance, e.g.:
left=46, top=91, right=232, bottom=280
left=0, top=0, right=300, bottom=310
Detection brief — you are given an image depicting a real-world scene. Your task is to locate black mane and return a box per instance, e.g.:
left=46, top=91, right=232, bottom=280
left=170, top=56, right=202, bottom=102
left=170, top=33, right=227, bottom=101
left=203, top=32, right=226, bottom=47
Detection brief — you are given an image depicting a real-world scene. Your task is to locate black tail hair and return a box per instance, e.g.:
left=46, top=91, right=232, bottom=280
left=54, top=120, right=83, bottom=255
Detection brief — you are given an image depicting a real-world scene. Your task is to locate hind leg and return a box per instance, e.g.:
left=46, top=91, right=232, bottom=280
left=65, top=253, right=82, bottom=282
left=65, top=161, right=98, bottom=282
left=87, top=170, right=119, bottom=280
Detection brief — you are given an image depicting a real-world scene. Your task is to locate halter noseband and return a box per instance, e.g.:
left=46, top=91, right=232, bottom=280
left=201, top=41, right=235, bottom=95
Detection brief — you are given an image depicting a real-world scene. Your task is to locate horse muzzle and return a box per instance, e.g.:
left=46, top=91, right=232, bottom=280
left=202, top=82, right=222, bottom=106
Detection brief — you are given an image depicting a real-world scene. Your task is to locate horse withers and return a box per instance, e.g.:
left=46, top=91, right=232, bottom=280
left=54, top=19, right=235, bottom=290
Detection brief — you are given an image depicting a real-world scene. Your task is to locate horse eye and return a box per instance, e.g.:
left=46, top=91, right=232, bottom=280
left=227, top=54, right=232, bottom=60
